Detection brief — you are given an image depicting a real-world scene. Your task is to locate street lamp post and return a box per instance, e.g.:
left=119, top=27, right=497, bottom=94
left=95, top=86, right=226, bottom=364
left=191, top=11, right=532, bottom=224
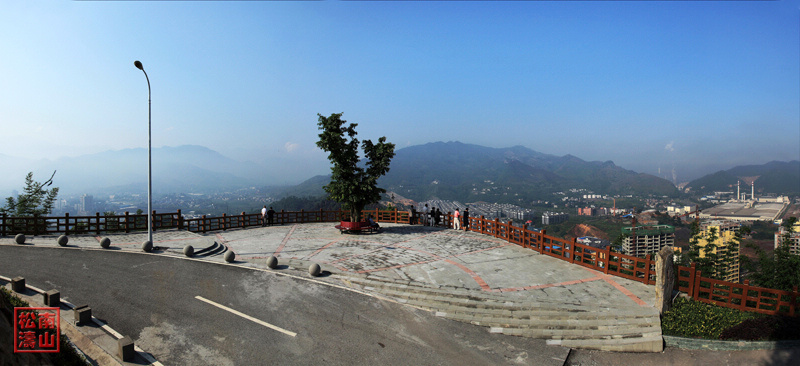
left=134, top=60, right=153, bottom=251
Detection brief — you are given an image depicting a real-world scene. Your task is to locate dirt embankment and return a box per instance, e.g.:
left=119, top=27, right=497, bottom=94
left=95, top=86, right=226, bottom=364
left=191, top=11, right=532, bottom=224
left=567, top=224, right=610, bottom=241
left=0, top=291, right=52, bottom=366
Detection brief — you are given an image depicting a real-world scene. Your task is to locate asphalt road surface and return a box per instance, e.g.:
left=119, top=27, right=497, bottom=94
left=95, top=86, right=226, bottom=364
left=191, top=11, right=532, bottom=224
left=0, top=245, right=564, bottom=365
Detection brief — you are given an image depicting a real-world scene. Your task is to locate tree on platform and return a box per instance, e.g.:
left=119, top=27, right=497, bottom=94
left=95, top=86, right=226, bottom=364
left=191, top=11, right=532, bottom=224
left=316, top=112, right=395, bottom=223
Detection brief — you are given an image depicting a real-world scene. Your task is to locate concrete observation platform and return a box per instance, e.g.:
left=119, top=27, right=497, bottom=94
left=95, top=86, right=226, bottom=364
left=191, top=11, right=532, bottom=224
left=2, top=222, right=660, bottom=353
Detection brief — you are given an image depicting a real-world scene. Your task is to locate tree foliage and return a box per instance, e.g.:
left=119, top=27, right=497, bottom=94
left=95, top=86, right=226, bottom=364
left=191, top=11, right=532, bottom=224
left=1, top=171, right=59, bottom=217
left=316, top=113, right=395, bottom=222
left=680, top=221, right=741, bottom=281
left=741, top=217, right=800, bottom=291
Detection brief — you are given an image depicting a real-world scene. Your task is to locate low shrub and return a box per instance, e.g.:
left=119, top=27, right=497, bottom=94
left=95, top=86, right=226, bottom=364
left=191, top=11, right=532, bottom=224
left=720, top=316, right=800, bottom=341
left=662, top=297, right=763, bottom=339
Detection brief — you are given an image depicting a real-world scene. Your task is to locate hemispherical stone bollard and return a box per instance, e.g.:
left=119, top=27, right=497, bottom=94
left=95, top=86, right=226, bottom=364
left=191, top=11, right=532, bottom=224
left=142, top=241, right=153, bottom=252
left=100, top=237, right=111, bottom=249
left=57, top=235, right=69, bottom=247
left=224, top=251, right=235, bottom=263
left=183, top=245, right=194, bottom=257
left=266, top=256, right=278, bottom=269
left=15, top=234, right=25, bottom=244
left=309, top=263, right=321, bottom=277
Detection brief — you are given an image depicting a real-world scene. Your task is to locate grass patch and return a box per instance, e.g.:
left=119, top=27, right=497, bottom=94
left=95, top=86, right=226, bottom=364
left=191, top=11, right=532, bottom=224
left=663, top=297, right=800, bottom=341
left=662, top=297, right=764, bottom=339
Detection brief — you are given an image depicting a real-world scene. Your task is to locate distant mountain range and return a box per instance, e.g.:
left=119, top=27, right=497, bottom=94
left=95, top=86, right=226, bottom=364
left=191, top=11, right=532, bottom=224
left=284, top=141, right=680, bottom=203
left=0, top=145, right=274, bottom=196
left=2, top=143, right=795, bottom=201
left=686, top=161, right=800, bottom=195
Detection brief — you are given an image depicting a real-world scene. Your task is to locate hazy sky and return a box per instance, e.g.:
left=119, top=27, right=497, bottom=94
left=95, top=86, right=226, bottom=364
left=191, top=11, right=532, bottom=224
left=2, top=0, right=798, bottom=184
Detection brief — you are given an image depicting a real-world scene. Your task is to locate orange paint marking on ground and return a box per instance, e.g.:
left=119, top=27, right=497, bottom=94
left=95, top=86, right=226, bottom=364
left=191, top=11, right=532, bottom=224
left=443, top=259, right=493, bottom=291
left=451, top=243, right=514, bottom=258
left=580, top=267, right=648, bottom=306
left=599, top=274, right=648, bottom=306
left=304, top=239, right=345, bottom=261
left=356, top=259, right=440, bottom=274
left=499, top=276, right=602, bottom=292
left=271, top=224, right=297, bottom=257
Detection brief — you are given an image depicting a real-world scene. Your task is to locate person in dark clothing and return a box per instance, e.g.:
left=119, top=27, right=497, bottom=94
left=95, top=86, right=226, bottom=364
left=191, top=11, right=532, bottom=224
left=463, top=207, right=470, bottom=231
left=434, top=208, right=441, bottom=226
left=267, top=207, right=275, bottom=226
left=410, top=205, right=417, bottom=225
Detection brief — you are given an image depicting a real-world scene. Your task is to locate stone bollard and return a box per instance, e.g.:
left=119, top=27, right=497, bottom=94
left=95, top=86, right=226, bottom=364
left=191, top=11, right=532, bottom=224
left=100, top=237, right=111, bottom=249
left=57, top=235, right=69, bottom=246
left=44, top=290, right=60, bottom=307
left=11, top=277, right=25, bottom=293
left=15, top=234, right=25, bottom=244
left=309, top=263, right=321, bottom=277
left=74, top=305, right=92, bottom=326
left=142, top=241, right=153, bottom=252
left=266, top=256, right=278, bottom=269
left=184, top=245, right=194, bottom=257
left=655, top=246, right=675, bottom=315
left=118, top=336, right=135, bottom=361
left=224, top=251, right=235, bottom=263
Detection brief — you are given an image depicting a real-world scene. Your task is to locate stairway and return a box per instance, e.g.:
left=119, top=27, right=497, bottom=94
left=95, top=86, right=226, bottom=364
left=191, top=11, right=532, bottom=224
left=333, top=272, right=663, bottom=352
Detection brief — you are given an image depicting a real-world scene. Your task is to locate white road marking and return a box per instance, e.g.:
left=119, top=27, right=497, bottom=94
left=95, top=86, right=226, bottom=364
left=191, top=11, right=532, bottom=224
left=194, top=296, right=297, bottom=337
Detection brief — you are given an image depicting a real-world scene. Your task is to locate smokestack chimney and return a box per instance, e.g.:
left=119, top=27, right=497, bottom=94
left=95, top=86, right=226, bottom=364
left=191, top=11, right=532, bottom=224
left=737, top=180, right=740, bottom=201
left=752, top=182, right=755, bottom=201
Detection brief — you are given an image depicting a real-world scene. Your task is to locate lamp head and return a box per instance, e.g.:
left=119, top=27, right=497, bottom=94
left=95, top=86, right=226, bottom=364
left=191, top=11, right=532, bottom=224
left=134, top=60, right=143, bottom=70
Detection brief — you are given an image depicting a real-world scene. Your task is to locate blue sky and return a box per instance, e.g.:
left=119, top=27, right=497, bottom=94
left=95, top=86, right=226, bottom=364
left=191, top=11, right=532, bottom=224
left=1, top=0, right=798, bottom=185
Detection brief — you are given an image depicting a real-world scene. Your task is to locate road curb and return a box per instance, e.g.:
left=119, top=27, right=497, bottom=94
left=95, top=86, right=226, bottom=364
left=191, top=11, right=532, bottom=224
left=0, top=274, right=163, bottom=365
left=663, top=335, right=800, bottom=351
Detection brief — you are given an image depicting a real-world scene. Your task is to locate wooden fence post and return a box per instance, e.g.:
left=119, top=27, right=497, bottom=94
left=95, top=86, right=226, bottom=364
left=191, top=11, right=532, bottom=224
left=521, top=224, right=528, bottom=248
left=95, top=212, right=101, bottom=235
left=687, top=263, right=697, bottom=299
left=792, top=286, right=798, bottom=316
left=603, top=245, right=610, bottom=274
left=693, top=268, right=702, bottom=300
left=570, top=238, right=577, bottom=264
left=740, top=280, right=750, bottom=311
left=177, top=209, right=183, bottom=230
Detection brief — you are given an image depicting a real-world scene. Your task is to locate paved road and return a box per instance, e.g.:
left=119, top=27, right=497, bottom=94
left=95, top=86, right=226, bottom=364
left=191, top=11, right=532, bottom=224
left=0, top=245, right=568, bottom=365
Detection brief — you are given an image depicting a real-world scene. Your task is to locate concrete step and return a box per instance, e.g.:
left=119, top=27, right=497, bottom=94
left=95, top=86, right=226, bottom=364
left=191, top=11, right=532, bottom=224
left=551, top=334, right=664, bottom=352
left=331, top=271, right=663, bottom=352
left=194, top=241, right=227, bottom=257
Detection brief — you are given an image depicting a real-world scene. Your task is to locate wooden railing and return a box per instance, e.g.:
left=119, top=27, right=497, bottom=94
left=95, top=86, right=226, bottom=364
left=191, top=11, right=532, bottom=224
left=677, top=262, right=799, bottom=316
left=1, top=211, right=183, bottom=236
left=463, top=215, right=657, bottom=285
left=4, top=208, right=796, bottom=316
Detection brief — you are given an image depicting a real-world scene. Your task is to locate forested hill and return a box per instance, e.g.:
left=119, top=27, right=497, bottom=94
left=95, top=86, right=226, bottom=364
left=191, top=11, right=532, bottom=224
left=284, top=141, right=678, bottom=203
left=686, top=160, right=800, bottom=195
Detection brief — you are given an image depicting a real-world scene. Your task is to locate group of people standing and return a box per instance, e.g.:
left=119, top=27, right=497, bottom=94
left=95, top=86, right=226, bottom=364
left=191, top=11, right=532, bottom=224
left=409, top=204, right=469, bottom=230
left=261, top=206, right=276, bottom=226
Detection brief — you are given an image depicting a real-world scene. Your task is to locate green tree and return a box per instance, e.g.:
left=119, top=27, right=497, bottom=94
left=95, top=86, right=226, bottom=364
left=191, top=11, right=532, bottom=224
left=1, top=171, right=59, bottom=217
left=741, top=217, right=800, bottom=291
left=316, top=113, right=395, bottom=222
